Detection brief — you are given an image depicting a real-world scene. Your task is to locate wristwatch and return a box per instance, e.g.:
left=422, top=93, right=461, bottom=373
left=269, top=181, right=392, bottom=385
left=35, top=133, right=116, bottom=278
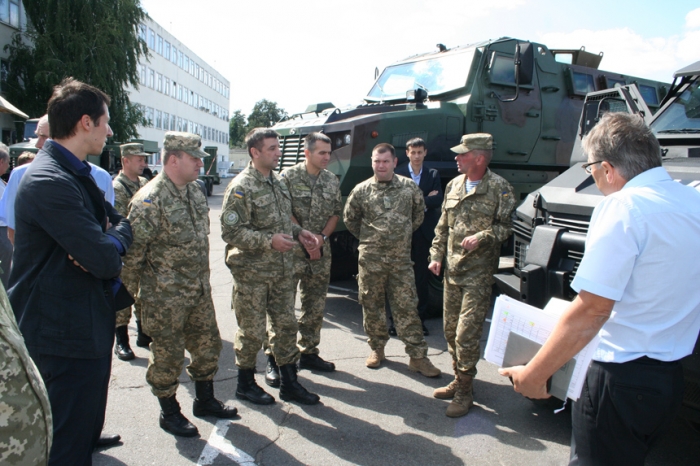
left=320, top=233, right=328, bottom=243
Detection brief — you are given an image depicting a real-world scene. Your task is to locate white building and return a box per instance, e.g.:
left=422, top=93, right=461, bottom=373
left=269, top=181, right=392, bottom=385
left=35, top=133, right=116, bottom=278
left=0, top=1, right=29, bottom=145
left=129, top=16, right=230, bottom=174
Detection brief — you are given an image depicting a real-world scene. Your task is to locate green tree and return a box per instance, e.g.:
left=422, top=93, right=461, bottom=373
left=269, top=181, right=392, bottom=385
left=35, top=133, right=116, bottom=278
left=246, top=99, right=287, bottom=129
left=3, top=0, right=148, bottom=141
left=228, top=110, right=247, bottom=148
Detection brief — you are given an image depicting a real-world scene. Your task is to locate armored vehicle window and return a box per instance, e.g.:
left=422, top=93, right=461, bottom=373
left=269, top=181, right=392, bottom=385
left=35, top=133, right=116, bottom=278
left=605, top=77, right=626, bottom=88
left=638, top=85, right=659, bottom=106
left=488, top=54, right=516, bottom=86
left=652, top=80, right=700, bottom=133
left=367, top=49, right=475, bottom=101
left=572, top=72, right=595, bottom=95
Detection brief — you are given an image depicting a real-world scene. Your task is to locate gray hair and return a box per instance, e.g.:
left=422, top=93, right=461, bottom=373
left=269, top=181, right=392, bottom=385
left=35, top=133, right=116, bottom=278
left=582, top=112, right=661, bottom=180
left=472, top=148, right=492, bottom=164
left=304, top=132, right=331, bottom=153
left=0, top=143, right=9, bottom=162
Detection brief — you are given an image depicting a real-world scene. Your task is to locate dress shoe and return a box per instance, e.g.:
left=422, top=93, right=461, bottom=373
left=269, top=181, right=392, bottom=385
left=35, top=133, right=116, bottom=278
left=114, top=326, right=135, bottom=361
left=279, top=364, right=320, bottom=405
left=299, top=353, right=335, bottom=372
left=236, top=368, right=275, bottom=405
left=95, top=433, right=121, bottom=447
left=193, top=380, right=238, bottom=418
left=265, top=355, right=280, bottom=388
left=158, top=395, right=199, bottom=437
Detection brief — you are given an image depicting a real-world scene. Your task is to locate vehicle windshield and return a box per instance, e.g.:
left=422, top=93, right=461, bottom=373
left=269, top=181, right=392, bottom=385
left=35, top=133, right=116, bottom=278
left=652, top=78, right=700, bottom=133
left=366, top=48, right=475, bottom=101
left=23, top=121, right=38, bottom=141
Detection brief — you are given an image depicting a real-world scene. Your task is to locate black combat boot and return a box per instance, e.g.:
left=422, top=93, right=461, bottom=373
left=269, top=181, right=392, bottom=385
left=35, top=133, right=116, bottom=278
left=265, top=354, right=280, bottom=387
left=193, top=380, right=238, bottom=418
left=136, top=320, right=152, bottom=348
left=279, top=364, right=320, bottom=405
left=236, top=368, right=275, bottom=405
left=114, top=326, right=135, bottom=361
left=158, top=395, right=199, bottom=437
left=299, top=353, right=336, bottom=372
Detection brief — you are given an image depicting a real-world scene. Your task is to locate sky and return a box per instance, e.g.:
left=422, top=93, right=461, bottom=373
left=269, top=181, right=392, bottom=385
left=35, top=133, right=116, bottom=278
left=139, top=0, right=700, bottom=118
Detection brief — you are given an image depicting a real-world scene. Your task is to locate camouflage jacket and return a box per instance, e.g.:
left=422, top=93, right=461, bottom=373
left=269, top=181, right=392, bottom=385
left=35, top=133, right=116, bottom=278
left=343, top=174, right=425, bottom=259
left=430, top=169, right=515, bottom=285
left=281, top=162, right=342, bottom=273
left=0, top=285, right=52, bottom=465
left=123, top=172, right=212, bottom=305
left=113, top=172, right=148, bottom=215
left=221, top=162, right=302, bottom=278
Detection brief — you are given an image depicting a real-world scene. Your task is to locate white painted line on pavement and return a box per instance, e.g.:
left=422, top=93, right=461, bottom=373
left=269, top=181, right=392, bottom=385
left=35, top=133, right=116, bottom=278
left=328, top=285, right=358, bottom=293
left=197, top=420, right=257, bottom=466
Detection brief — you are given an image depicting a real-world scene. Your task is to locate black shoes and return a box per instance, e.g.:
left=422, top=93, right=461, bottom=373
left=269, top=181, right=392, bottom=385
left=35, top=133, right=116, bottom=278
left=236, top=368, right=275, bottom=405
left=193, top=380, right=238, bottom=418
left=158, top=395, right=199, bottom=437
left=95, top=433, right=121, bottom=448
left=299, top=353, right=335, bottom=372
left=265, top=355, right=280, bottom=388
left=114, top=326, right=135, bottom=361
left=279, top=364, right=320, bottom=405
left=136, top=320, right=152, bottom=348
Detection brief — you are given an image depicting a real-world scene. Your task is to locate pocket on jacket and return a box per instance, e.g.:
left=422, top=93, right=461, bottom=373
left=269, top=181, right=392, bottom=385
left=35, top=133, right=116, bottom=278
left=39, top=286, right=93, bottom=340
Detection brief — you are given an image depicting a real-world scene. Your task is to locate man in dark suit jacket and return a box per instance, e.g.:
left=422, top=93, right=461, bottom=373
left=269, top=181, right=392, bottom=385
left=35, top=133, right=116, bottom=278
left=394, top=138, right=443, bottom=335
left=9, top=78, right=132, bottom=466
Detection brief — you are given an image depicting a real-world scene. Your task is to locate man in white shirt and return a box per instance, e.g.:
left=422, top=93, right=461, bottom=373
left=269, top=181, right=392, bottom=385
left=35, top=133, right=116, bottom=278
left=0, top=143, right=11, bottom=288
left=500, top=112, right=700, bottom=465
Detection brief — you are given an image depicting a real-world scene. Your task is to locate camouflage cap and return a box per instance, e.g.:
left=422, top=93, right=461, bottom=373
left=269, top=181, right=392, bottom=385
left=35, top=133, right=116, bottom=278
left=451, top=133, right=493, bottom=154
left=163, top=131, right=208, bottom=158
left=120, top=143, right=148, bottom=158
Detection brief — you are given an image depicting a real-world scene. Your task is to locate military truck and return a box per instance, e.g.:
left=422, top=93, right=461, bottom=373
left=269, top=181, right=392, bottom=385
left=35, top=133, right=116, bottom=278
left=494, top=61, right=700, bottom=424
left=198, top=146, right=220, bottom=196
left=8, top=118, right=41, bottom=171
left=271, top=37, right=668, bottom=278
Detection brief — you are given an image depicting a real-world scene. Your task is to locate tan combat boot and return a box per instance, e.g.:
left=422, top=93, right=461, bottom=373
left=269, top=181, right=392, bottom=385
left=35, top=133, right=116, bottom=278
left=366, top=347, right=385, bottom=368
left=433, top=361, right=459, bottom=399
left=408, top=356, right=441, bottom=377
left=445, top=371, right=474, bottom=418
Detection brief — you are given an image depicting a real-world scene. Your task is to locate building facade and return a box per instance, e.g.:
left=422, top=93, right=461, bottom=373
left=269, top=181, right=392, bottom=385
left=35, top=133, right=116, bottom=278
left=128, top=15, right=231, bottom=174
left=0, top=0, right=28, bottom=145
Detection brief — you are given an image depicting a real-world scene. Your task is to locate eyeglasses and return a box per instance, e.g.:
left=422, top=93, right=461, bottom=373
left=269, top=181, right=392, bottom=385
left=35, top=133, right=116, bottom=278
left=582, top=161, right=603, bottom=174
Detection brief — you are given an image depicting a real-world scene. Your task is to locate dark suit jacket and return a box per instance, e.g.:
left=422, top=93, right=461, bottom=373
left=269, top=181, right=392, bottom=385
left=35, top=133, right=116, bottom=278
left=9, top=140, right=132, bottom=359
left=396, top=164, right=443, bottom=242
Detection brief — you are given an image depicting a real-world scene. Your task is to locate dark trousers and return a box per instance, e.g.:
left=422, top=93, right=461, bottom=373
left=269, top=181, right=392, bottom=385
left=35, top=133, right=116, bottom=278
left=411, top=231, right=431, bottom=321
left=570, top=357, right=684, bottom=466
left=35, top=353, right=112, bottom=466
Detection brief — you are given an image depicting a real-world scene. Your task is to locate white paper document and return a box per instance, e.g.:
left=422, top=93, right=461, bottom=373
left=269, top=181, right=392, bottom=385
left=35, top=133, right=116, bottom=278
left=484, top=295, right=600, bottom=401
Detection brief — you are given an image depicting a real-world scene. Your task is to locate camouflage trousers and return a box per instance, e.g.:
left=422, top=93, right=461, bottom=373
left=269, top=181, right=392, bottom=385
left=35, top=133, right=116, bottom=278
left=232, top=273, right=300, bottom=369
left=443, top=273, right=492, bottom=375
left=142, top=297, right=222, bottom=398
left=357, top=253, right=428, bottom=359
left=116, top=269, right=141, bottom=327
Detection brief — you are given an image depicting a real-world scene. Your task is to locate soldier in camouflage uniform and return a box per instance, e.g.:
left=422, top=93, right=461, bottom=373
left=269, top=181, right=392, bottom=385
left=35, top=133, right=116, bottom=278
left=0, top=284, right=52, bottom=466
left=221, top=128, right=321, bottom=406
left=343, top=143, right=440, bottom=378
left=124, top=132, right=237, bottom=438
left=262, top=133, right=342, bottom=387
left=429, top=133, right=516, bottom=418
left=113, top=143, right=151, bottom=361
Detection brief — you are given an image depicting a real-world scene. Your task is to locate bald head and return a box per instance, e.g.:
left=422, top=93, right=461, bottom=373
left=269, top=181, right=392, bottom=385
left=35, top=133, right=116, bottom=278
left=35, top=115, right=50, bottom=149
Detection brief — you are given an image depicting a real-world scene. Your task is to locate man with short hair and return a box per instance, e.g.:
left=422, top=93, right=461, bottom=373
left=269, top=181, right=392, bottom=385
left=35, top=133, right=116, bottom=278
left=9, top=78, right=133, bottom=465
left=16, top=151, right=35, bottom=166
left=343, top=143, right=440, bottom=377
left=263, top=132, right=342, bottom=387
left=395, top=137, right=443, bottom=336
left=500, top=113, right=700, bottom=465
left=113, top=143, right=151, bottom=360
left=125, top=131, right=236, bottom=438
left=221, top=128, right=321, bottom=406
left=0, top=143, right=12, bottom=288
left=429, top=133, right=516, bottom=418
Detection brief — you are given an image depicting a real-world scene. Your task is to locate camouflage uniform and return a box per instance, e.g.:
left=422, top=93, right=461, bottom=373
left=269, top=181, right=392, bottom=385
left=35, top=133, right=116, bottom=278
left=0, top=284, right=52, bottom=465
left=124, top=170, right=222, bottom=398
left=113, top=170, right=149, bottom=327
left=430, top=169, right=515, bottom=374
left=221, top=161, right=303, bottom=369
left=343, top=174, right=429, bottom=358
left=276, top=162, right=342, bottom=355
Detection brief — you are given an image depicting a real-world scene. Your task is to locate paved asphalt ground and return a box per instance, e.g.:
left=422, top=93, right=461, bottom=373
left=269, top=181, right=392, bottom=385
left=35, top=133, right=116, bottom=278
left=93, top=179, right=700, bottom=466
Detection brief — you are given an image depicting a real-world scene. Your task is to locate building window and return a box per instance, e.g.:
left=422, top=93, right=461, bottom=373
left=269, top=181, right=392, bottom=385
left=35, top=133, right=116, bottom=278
left=189, top=59, right=195, bottom=76
left=177, top=117, right=183, bottom=132
left=171, top=81, right=177, bottom=99
left=156, top=35, right=163, bottom=55
left=148, top=69, right=154, bottom=89
left=171, top=115, right=176, bottom=131
left=147, top=107, right=154, bottom=127
left=148, top=28, right=155, bottom=49
left=164, top=77, right=170, bottom=96
left=183, top=55, right=189, bottom=72
left=155, top=110, right=162, bottom=129
left=171, top=46, right=178, bottom=64
left=178, top=85, right=183, bottom=102
left=164, top=41, right=170, bottom=61
left=138, top=23, right=147, bottom=41
left=178, top=50, right=183, bottom=68
left=156, top=73, right=163, bottom=93
left=139, top=64, right=146, bottom=86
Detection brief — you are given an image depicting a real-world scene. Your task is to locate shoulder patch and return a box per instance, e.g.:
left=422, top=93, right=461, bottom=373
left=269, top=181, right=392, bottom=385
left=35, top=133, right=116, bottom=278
left=142, top=199, right=152, bottom=206
left=223, top=211, right=239, bottom=225
left=234, top=190, right=244, bottom=199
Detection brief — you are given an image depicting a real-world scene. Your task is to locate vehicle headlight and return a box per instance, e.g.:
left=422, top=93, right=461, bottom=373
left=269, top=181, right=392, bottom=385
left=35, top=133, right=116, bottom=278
left=343, top=134, right=352, bottom=145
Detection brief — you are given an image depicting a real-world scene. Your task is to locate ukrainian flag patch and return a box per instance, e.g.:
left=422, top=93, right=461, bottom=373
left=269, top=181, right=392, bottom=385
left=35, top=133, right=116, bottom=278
left=143, top=199, right=152, bottom=206
left=234, top=191, right=244, bottom=199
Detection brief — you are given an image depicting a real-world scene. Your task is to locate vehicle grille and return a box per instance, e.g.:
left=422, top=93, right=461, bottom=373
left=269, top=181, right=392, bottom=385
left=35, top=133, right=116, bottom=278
left=278, top=135, right=304, bottom=171
left=547, top=213, right=589, bottom=286
left=512, top=220, right=532, bottom=272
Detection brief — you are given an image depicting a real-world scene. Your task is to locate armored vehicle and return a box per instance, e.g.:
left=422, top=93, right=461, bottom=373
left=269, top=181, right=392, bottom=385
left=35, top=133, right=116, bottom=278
left=271, top=37, right=668, bottom=277
left=199, top=146, right=220, bottom=196
left=494, top=61, right=700, bottom=424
